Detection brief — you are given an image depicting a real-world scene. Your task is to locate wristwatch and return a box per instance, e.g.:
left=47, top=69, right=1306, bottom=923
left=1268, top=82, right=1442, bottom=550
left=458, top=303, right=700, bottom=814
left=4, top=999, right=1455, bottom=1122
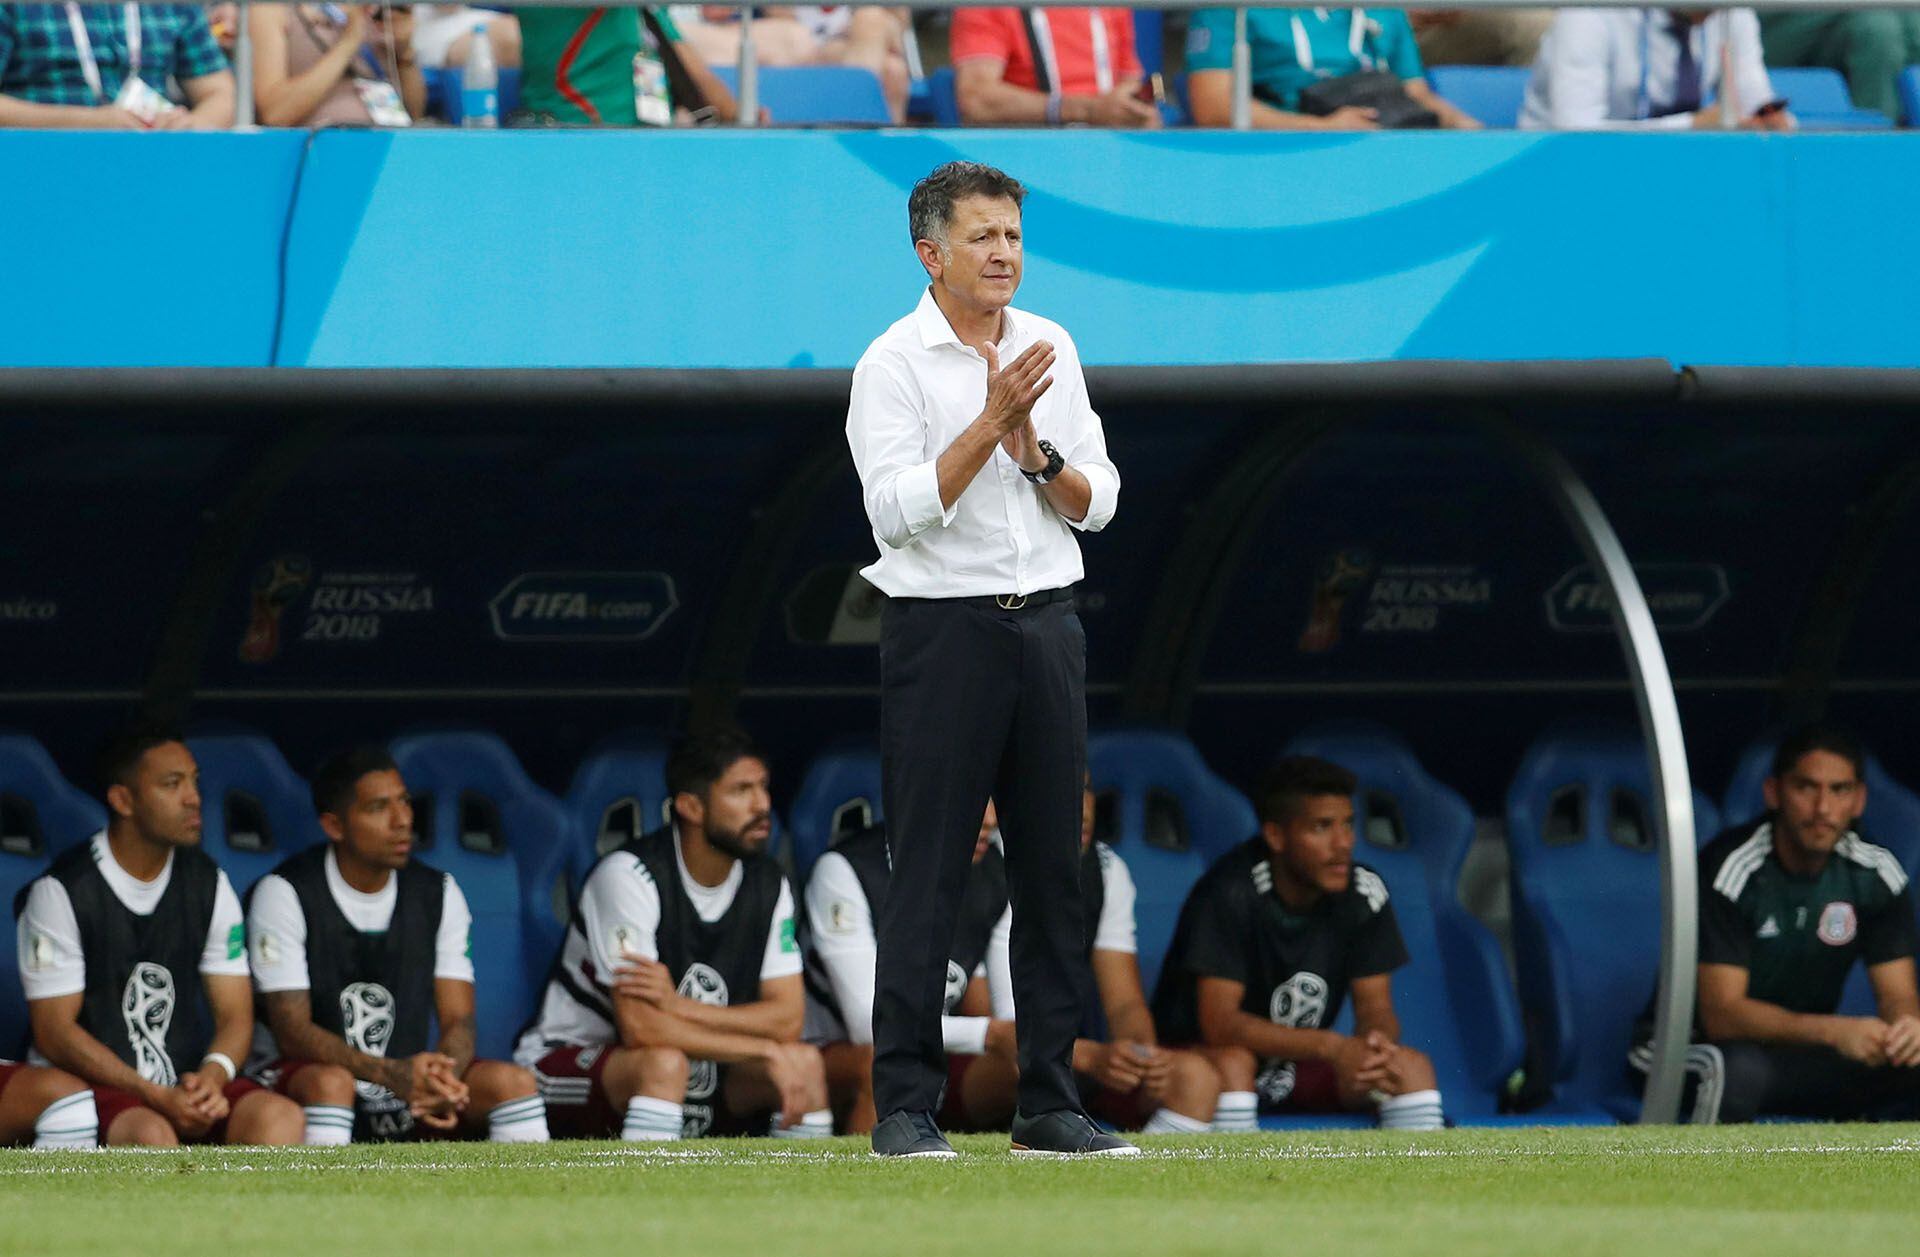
left=1022, top=440, right=1065, bottom=485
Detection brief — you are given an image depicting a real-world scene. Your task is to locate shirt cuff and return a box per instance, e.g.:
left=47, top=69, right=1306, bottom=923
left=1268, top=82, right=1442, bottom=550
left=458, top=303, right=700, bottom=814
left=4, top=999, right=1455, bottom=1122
left=1069, top=462, right=1119, bottom=533
left=895, top=459, right=957, bottom=540
left=941, top=1015, right=990, bottom=1057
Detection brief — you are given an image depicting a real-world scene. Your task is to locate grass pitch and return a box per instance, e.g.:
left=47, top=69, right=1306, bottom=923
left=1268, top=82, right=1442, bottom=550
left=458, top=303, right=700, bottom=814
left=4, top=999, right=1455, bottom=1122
left=4, top=1125, right=1918, bottom=1257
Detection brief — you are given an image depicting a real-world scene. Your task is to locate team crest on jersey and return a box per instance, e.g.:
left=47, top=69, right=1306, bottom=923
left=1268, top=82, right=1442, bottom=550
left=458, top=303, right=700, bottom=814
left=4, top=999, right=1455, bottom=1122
left=943, top=960, right=968, bottom=1014
left=1269, top=972, right=1329, bottom=1029
left=1817, top=902, right=1858, bottom=946
left=122, top=962, right=178, bottom=1085
left=610, top=924, right=641, bottom=959
left=679, top=964, right=730, bottom=1104
left=828, top=900, right=857, bottom=934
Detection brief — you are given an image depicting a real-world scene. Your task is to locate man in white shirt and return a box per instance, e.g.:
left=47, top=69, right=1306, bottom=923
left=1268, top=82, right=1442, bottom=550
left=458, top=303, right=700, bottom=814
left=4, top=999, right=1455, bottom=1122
left=982, top=782, right=1222, bottom=1136
left=801, top=805, right=1018, bottom=1133
left=1520, top=8, right=1791, bottom=130
left=14, top=726, right=303, bottom=1146
left=247, top=747, right=549, bottom=1145
left=847, top=160, right=1126, bottom=1159
left=515, top=727, right=828, bottom=1141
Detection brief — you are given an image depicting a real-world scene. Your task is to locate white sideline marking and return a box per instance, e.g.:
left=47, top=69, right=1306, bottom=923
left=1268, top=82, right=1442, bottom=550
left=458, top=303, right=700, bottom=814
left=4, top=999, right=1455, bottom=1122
left=2, top=1139, right=1919, bottom=1176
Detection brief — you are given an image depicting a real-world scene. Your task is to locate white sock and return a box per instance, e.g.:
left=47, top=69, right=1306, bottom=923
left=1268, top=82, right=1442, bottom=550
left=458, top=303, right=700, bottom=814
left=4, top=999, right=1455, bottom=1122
left=486, top=1095, right=551, bottom=1143
left=622, top=1096, right=684, bottom=1142
left=32, top=1091, right=99, bottom=1149
left=1141, top=1107, right=1211, bottom=1135
left=1213, top=1090, right=1258, bottom=1134
left=1377, top=1089, right=1445, bottom=1131
left=770, top=1109, right=833, bottom=1139
left=303, top=1105, right=355, bottom=1146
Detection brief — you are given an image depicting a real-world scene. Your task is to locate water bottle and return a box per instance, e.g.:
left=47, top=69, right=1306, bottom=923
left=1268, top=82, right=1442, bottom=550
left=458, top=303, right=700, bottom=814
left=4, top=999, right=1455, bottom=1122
left=462, top=23, right=498, bottom=128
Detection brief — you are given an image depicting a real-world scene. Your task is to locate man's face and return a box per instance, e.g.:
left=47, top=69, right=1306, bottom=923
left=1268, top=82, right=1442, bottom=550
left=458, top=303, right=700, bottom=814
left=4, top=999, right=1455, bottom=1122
left=695, top=756, right=774, bottom=861
left=1263, top=795, right=1356, bottom=897
left=331, top=769, right=415, bottom=872
left=975, top=801, right=997, bottom=865
left=1763, top=750, right=1866, bottom=861
left=112, top=742, right=202, bottom=848
left=922, top=195, right=1023, bottom=316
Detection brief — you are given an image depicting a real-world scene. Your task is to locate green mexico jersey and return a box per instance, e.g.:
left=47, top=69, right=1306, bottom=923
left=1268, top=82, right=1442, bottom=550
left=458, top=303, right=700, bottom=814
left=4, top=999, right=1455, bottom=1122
left=1699, top=820, right=1916, bottom=1017
left=518, top=6, right=682, bottom=127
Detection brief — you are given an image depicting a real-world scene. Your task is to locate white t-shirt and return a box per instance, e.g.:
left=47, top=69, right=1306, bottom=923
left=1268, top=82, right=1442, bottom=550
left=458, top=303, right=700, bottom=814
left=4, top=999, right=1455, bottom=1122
left=247, top=848, right=475, bottom=995
left=516, top=830, right=799, bottom=1060
left=16, top=831, right=249, bottom=1002
left=988, top=841, right=1136, bottom=1020
left=800, top=848, right=991, bottom=1055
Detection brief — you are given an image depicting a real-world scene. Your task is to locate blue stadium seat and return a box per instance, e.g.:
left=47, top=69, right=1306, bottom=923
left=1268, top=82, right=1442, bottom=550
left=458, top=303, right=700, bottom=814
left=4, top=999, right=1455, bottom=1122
left=1722, top=737, right=1920, bottom=1016
left=1506, top=724, right=1724, bottom=1120
left=560, top=731, right=671, bottom=908
left=1767, top=66, right=1892, bottom=129
left=186, top=729, right=327, bottom=898
left=0, top=733, right=98, bottom=1056
left=1901, top=66, right=1920, bottom=127
left=1088, top=728, right=1257, bottom=992
left=710, top=66, right=890, bottom=125
left=1426, top=65, right=1530, bottom=128
left=927, top=66, right=961, bottom=126
left=428, top=66, right=523, bottom=124
left=788, top=742, right=883, bottom=881
left=1283, top=723, right=1526, bottom=1119
left=389, top=731, right=568, bottom=1059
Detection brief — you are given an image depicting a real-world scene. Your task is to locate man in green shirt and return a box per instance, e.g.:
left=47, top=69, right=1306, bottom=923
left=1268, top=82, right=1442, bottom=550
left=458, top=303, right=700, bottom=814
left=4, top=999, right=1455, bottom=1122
left=516, top=6, right=740, bottom=126
left=1758, top=11, right=1920, bottom=124
left=1639, top=724, right=1920, bottom=1122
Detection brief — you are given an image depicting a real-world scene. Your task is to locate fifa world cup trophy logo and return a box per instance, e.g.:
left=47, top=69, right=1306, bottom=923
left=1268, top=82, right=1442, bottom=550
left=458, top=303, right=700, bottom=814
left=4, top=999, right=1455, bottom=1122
left=1297, top=549, right=1373, bottom=654
left=239, top=554, right=313, bottom=664
left=122, top=962, right=179, bottom=1085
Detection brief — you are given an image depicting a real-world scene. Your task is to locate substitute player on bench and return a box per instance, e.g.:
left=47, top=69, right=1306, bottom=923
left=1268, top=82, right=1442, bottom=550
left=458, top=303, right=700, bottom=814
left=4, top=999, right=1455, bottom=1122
left=247, top=747, right=549, bottom=1144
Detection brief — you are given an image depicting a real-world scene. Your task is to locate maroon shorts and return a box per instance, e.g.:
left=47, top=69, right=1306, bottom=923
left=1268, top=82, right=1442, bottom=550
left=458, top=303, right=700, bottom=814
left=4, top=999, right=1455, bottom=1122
left=0, top=1062, right=24, bottom=1098
left=1260, top=1058, right=1343, bottom=1113
left=529, top=1044, right=758, bottom=1139
left=94, top=1076, right=264, bottom=1144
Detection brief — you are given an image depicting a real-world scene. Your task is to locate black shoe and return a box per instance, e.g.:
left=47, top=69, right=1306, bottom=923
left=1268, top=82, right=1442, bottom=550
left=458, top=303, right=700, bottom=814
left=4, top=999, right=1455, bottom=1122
left=1009, top=1110, right=1141, bottom=1157
left=871, top=1110, right=957, bottom=1159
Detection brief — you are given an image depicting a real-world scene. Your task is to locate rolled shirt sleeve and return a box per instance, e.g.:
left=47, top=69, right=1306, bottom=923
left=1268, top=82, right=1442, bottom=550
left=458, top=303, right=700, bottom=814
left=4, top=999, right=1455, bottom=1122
left=848, top=353, right=957, bottom=550
left=200, top=871, right=250, bottom=979
left=173, top=5, right=230, bottom=80
left=1053, top=338, right=1120, bottom=533
left=246, top=874, right=311, bottom=994
left=17, top=878, right=86, bottom=1002
left=436, top=876, right=477, bottom=984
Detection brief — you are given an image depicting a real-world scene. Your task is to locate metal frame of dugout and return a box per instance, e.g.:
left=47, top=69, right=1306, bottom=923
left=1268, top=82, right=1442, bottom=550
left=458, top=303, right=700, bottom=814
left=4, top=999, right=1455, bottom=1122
left=7, top=359, right=1920, bottom=1123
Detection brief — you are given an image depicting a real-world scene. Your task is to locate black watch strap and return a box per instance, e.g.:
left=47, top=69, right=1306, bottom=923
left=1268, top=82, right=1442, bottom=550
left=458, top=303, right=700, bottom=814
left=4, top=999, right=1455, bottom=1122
left=1023, top=439, right=1065, bottom=485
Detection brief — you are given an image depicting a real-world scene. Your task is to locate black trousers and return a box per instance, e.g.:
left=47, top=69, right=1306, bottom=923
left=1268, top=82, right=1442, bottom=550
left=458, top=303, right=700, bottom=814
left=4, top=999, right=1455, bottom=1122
left=871, top=591, right=1088, bottom=1122
left=1713, top=1040, right=1920, bottom=1123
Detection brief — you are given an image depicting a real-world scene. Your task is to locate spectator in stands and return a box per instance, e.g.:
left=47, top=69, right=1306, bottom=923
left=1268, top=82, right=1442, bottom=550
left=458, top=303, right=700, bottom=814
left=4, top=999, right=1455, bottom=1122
left=949, top=6, right=1160, bottom=127
left=248, top=4, right=426, bottom=128
left=0, top=1062, right=97, bottom=1148
left=802, top=806, right=1018, bottom=1133
left=0, top=3, right=234, bottom=129
left=1152, top=756, right=1446, bottom=1132
left=1409, top=7, right=1551, bottom=68
left=514, top=727, right=830, bottom=1140
left=246, top=747, right=549, bottom=1145
left=1185, top=7, right=1480, bottom=129
left=1520, top=8, right=1791, bottom=130
left=14, top=725, right=305, bottom=1146
left=1634, top=724, right=1920, bottom=1123
left=676, top=6, right=910, bottom=122
left=412, top=3, right=520, bottom=71
left=979, top=784, right=1222, bottom=1136
left=515, top=4, right=744, bottom=125
left=1758, top=11, right=1920, bottom=124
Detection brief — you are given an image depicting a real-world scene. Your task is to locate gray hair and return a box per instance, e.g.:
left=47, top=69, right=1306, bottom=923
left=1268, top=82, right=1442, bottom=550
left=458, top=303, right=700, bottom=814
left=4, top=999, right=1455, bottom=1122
left=908, top=162, right=1026, bottom=250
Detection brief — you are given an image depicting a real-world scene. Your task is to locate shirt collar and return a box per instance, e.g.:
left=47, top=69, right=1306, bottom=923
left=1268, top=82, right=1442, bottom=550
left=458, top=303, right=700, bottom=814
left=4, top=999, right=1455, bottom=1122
left=914, top=286, right=1019, bottom=354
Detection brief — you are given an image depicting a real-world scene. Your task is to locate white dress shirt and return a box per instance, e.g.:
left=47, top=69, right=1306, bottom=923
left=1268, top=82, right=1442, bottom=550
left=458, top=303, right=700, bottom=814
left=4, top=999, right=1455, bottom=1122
left=846, top=288, right=1121, bottom=599
left=1519, top=8, right=1774, bottom=130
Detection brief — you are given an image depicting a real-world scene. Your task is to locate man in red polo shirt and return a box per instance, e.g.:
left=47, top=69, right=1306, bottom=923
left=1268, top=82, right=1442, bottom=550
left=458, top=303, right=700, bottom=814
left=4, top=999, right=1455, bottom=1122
left=950, top=7, right=1159, bottom=126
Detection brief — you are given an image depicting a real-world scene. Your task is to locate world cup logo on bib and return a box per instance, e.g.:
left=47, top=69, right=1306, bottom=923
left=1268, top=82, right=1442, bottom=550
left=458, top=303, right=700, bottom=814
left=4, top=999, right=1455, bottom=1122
left=678, top=964, right=730, bottom=1104
left=943, top=960, right=968, bottom=1015
left=340, top=982, right=409, bottom=1126
left=1269, top=972, right=1329, bottom=1029
left=122, top=962, right=178, bottom=1085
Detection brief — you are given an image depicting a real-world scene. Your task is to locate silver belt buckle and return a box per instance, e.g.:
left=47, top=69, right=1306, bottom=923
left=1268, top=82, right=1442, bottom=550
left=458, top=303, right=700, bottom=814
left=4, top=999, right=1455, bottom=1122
left=995, top=592, right=1028, bottom=610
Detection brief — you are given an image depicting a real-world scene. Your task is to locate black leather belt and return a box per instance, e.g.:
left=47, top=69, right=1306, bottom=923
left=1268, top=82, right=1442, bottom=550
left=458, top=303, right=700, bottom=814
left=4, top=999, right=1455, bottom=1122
left=910, top=586, right=1075, bottom=612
